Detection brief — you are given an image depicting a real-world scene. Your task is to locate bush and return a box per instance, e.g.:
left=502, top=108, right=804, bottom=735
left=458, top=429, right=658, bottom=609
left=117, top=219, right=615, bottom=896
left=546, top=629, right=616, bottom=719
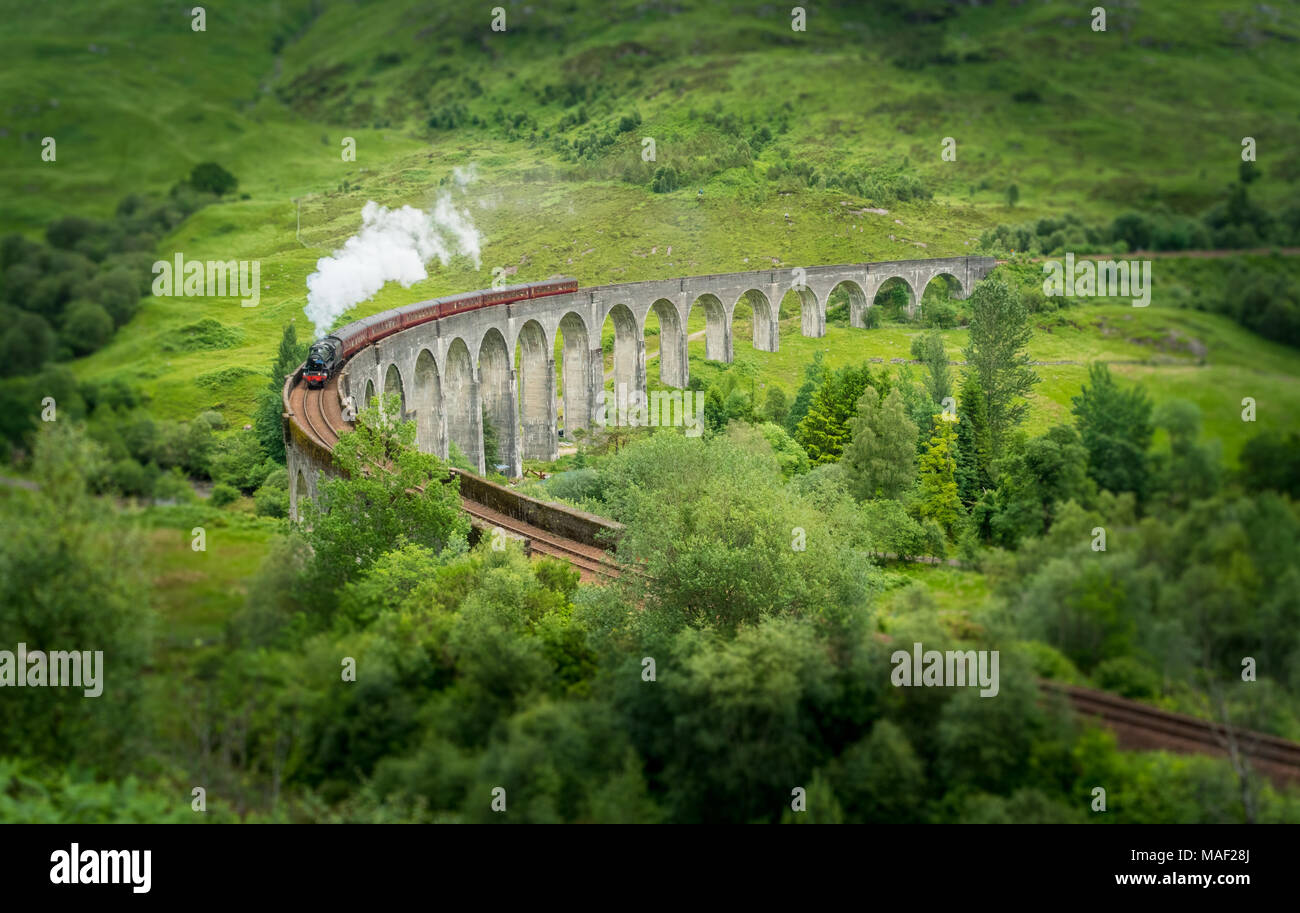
left=920, top=518, right=948, bottom=559
left=762, top=386, right=789, bottom=426
left=154, top=418, right=214, bottom=476
left=60, top=301, right=115, bottom=356
left=547, top=468, right=606, bottom=505
left=197, top=410, right=227, bottom=431
left=1093, top=656, right=1162, bottom=699
left=119, top=415, right=159, bottom=463
left=757, top=422, right=810, bottom=478
left=109, top=457, right=156, bottom=497
left=92, top=268, right=141, bottom=327
left=254, top=469, right=290, bottom=518
left=428, top=102, right=469, bottom=130
left=0, top=312, right=56, bottom=377
left=1014, top=640, right=1084, bottom=683
left=210, top=482, right=240, bottom=507
left=651, top=165, right=679, bottom=194
left=210, top=431, right=271, bottom=492
left=1239, top=430, right=1300, bottom=497
left=153, top=468, right=195, bottom=503
left=45, top=215, right=102, bottom=252
left=861, top=499, right=929, bottom=559
left=188, top=162, right=238, bottom=197
left=923, top=298, right=957, bottom=329
left=88, top=377, right=139, bottom=412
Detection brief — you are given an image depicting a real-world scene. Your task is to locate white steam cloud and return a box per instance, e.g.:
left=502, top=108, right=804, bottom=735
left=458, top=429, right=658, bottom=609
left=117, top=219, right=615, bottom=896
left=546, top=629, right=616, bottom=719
left=304, top=192, right=483, bottom=339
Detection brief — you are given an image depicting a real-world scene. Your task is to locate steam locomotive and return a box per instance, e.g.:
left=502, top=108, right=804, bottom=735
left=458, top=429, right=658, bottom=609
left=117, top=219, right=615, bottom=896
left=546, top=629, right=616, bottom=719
left=303, top=337, right=341, bottom=388
left=301, top=277, right=578, bottom=388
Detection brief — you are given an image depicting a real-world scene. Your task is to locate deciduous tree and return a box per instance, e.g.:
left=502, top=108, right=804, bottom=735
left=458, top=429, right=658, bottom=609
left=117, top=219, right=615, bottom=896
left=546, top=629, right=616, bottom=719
left=911, top=330, right=953, bottom=406
left=303, top=394, right=469, bottom=591
left=1070, top=362, right=1153, bottom=499
left=961, top=276, right=1038, bottom=478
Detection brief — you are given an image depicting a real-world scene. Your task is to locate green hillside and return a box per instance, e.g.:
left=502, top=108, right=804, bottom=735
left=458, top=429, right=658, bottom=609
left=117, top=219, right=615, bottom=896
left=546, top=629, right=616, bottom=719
left=3, top=0, right=1299, bottom=438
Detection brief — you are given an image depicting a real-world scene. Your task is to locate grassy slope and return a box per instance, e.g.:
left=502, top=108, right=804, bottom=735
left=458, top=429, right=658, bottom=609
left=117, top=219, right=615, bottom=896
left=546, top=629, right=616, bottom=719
left=2, top=0, right=1298, bottom=448
left=135, top=509, right=279, bottom=666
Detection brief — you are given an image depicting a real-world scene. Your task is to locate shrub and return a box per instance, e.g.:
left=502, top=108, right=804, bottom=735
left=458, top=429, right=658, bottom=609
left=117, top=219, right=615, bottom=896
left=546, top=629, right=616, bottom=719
left=547, top=468, right=606, bottom=505
left=197, top=410, right=227, bottom=431
left=60, top=301, right=115, bottom=356
left=1093, top=656, right=1162, bottom=699
left=210, top=431, right=271, bottom=492
left=45, top=216, right=102, bottom=252
left=762, top=386, right=789, bottom=426
left=210, top=482, right=240, bottom=507
left=651, top=165, right=679, bottom=193
left=188, top=162, right=238, bottom=197
left=119, top=415, right=159, bottom=463
left=861, top=499, right=929, bottom=559
left=0, top=312, right=56, bottom=377
left=108, top=457, right=156, bottom=496
left=757, top=422, right=810, bottom=478
left=153, top=468, right=195, bottom=503
left=923, top=298, right=957, bottom=329
left=254, top=468, right=290, bottom=518
left=90, top=377, right=139, bottom=412
left=92, top=268, right=142, bottom=327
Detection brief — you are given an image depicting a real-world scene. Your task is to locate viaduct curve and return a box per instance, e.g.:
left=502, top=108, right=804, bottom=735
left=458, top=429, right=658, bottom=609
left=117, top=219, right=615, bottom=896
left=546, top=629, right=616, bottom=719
left=284, top=255, right=995, bottom=515
left=279, top=253, right=1300, bottom=787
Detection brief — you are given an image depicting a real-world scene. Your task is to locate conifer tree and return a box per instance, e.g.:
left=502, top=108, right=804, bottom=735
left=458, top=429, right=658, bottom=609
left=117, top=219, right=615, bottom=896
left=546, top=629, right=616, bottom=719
left=1070, top=362, right=1153, bottom=499
left=795, top=363, right=881, bottom=465
left=785, top=351, right=828, bottom=435
left=911, top=331, right=952, bottom=406
left=843, top=386, right=916, bottom=499
left=255, top=322, right=307, bottom=464
left=955, top=372, right=992, bottom=503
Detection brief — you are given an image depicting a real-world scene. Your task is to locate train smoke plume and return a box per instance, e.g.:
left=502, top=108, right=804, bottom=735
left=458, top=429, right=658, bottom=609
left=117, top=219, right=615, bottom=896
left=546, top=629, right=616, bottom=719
left=304, top=193, right=482, bottom=339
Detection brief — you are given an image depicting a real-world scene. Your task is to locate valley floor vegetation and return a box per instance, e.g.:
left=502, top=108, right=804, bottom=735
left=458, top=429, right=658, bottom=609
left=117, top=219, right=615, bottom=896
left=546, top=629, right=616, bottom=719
left=3, top=271, right=1299, bottom=823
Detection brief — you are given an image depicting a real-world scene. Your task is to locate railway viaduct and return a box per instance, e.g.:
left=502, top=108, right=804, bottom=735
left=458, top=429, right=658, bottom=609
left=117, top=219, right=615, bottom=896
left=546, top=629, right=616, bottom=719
left=286, top=255, right=995, bottom=517
left=279, top=255, right=1300, bottom=786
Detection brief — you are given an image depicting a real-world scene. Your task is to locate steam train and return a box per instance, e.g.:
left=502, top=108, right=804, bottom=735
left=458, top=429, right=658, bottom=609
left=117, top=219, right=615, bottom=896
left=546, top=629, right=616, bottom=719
left=302, top=277, right=578, bottom=388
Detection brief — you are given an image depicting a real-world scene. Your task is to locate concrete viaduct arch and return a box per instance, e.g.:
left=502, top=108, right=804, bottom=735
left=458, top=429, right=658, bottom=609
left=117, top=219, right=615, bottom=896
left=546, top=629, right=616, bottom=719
left=289, top=256, right=993, bottom=515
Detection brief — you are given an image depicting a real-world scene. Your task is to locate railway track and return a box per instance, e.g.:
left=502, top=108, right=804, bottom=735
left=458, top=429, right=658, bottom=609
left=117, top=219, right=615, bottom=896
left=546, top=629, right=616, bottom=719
left=289, top=374, right=620, bottom=582
left=285, top=370, right=1300, bottom=787
left=1042, top=681, right=1300, bottom=786
left=285, top=378, right=338, bottom=453
left=302, top=384, right=340, bottom=449
left=460, top=497, right=622, bottom=583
